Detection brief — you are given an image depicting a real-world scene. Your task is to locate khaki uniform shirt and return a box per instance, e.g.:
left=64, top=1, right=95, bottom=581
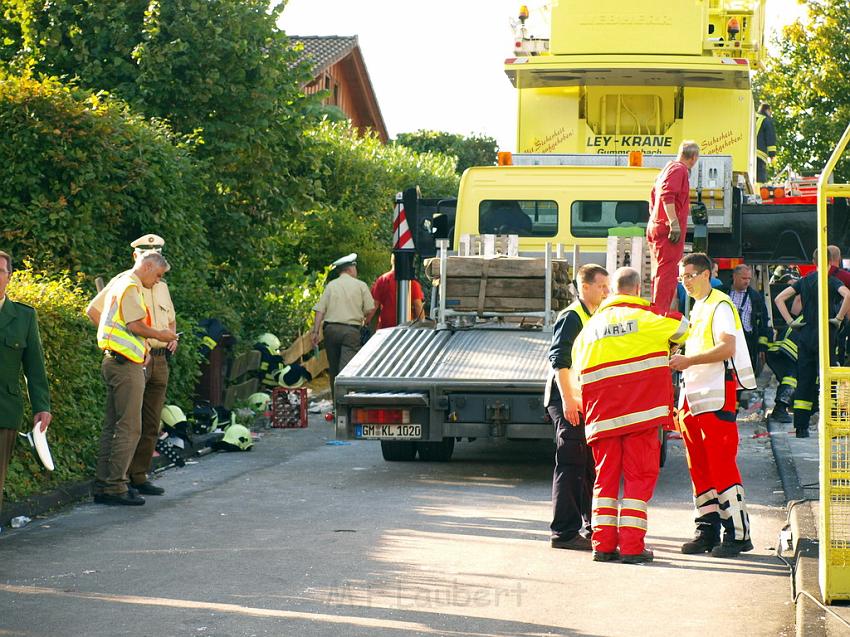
left=313, top=273, right=374, bottom=326
left=119, top=273, right=148, bottom=325
left=88, top=270, right=175, bottom=348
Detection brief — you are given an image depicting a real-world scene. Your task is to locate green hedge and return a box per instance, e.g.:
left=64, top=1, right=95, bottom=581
left=246, top=121, right=459, bottom=341
left=301, top=120, right=459, bottom=282
left=0, top=79, right=462, bottom=501
left=4, top=267, right=103, bottom=501
left=0, top=72, right=215, bottom=315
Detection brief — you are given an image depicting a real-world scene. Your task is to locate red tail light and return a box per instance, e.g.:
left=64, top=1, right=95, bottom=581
left=352, top=408, right=409, bottom=424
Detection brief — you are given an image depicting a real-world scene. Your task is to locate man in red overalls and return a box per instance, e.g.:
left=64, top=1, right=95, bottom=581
left=647, top=141, right=700, bottom=311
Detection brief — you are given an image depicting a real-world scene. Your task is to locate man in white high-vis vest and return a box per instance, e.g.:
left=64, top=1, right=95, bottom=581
left=670, top=253, right=757, bottom=558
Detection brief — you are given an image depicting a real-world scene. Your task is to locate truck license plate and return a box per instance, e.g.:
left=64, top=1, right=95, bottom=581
left=355, top=424, right=421, bottom=439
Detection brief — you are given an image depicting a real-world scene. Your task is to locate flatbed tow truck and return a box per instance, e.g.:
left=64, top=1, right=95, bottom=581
left=333, top=0, right=849, bottom=462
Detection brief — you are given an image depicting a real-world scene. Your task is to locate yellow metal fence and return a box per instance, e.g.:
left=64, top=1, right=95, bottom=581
left=818, top=122, right=850, bottom=602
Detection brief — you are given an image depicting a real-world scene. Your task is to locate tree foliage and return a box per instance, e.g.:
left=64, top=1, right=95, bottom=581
left=0, top=73, right=211, bottom=306
left=754, top=0, right=850, bottom=180
left=0, top=1, right=465, bottom=502
left=394, top=130, right=499, bottom=175
left=258, top=121, right=459, bottom=340
left=1, top=1, right=320, bottom=333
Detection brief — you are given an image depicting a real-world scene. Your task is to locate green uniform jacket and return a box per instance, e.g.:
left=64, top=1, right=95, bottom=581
left=0, top=298, right=51, bottom=429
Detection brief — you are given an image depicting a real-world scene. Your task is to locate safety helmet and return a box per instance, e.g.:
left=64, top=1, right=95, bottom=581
left=273, top=365, right=304, bottom=388
left=255, top=333, right=281, bottom=353
left=219, top=424, right=253, bottom=451
left=192, top=401, right=219, bottom=435
left=162, top=405, right=188, bottom=428
left=247, top=392, right=271, bottom=413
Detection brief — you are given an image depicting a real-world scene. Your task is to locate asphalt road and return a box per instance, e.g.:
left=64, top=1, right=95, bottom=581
left=0, top=414, right=794, bottom=636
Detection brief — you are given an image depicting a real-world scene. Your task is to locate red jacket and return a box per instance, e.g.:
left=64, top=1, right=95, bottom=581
left=371, top=270, right=424, bottom=329
left=572, top=295, right=688, bottom=443
left=649, top=160, right=691, bottom=232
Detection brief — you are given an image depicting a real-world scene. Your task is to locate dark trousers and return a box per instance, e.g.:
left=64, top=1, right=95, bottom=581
left=0, top=428, right=16, bottom=513
left=129, top=353, right=169, bottom=485
left=548, top=404, right=594, bottom=540
left=95, top=356, right=145, bottom=495
left=793, top=339, right=819, bottom=433
left=744, top=331, right=762, bottom=378
left=324, top=323, right=361, bottom=400
left=757, top=158, right=768, bottom=183
left=766, top=351, right=796, bottom=406
left=793, top=330, right=835, bottom=433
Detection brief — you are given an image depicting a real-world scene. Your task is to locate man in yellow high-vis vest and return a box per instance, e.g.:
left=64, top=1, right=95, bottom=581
left=572, top=267, right=689, bottom=564
left=90, top=252, right=177, bottom=506
left=87, top=234, right=177, bottom=497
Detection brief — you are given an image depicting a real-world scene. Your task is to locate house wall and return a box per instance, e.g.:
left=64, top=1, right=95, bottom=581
left=303, top=57, right=387, bottom=142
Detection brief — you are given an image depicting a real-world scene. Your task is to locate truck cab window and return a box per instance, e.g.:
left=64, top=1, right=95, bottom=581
left=479, top=200, right=558, bottom=237
left=570, top=200, right=650, bottom=237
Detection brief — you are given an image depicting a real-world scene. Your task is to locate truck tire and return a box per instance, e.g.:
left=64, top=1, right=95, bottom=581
left=381, top=440, right=417, bottom=462
left=417, top=437, right=455, bottom=462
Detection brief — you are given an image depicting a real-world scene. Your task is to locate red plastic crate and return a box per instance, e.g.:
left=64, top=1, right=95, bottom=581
left=271, top=387, right=308, bottom=428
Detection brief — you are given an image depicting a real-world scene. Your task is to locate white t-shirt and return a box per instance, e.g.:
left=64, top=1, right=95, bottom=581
left=711, top=302, right=737, bottom=346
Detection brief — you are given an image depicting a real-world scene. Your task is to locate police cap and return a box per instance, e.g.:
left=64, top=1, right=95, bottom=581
left=331, top=253, right=357, bottom=269
left=130, top=234, right=165, bottom=252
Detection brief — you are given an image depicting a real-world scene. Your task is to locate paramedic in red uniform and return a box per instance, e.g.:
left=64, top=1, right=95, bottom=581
left=647, top=141, right=700, bottom=311
left=572, top=267, right=689, bottom=564
left=671, top=253, right=757, bottom=558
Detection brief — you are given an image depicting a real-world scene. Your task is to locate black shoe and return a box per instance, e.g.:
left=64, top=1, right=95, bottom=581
left=621, top=549, right=654, bottom=564
left=681, top=533, right=718, bottom=554
left=131, top=481, right=165, bottom=496
left=795, top=427, right=810, bottom=438
left=94, top=491, right=145, bottom=506
left=710, top=538, right=754, bottom=558
left=769, top=404, right=792, bottom=424
left=551, top=535, right=592, bottom=551
left=592, top=550, right=620, bottom=562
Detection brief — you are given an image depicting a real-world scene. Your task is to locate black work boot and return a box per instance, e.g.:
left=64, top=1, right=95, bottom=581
left=681, top=528, right=719, bottom=554
left=711, top=536, right=754, bottom=558
left=795, top=427, right=810, bottom=438
left=769, top=402, right=792, bottom=424
left=621, top=549, right=654, bottom=564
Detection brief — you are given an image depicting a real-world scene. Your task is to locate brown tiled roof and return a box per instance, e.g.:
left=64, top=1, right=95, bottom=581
left=289, top=36, right=359, bottom=74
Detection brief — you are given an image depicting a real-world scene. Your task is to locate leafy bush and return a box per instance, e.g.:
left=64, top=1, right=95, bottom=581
left=0, top=73, right=213, bottom=307
left=298, top=121, right=459, bottom=283
left=4, top=267, right=103, bottom=501
left=394, top=129, right=499, bottom=175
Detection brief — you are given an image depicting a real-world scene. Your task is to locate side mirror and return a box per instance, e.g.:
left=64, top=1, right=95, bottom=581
left=432, top=214, right=449, bottom=239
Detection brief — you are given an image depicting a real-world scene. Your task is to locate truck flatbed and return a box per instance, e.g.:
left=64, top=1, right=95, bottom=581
left=337, top=324, right=550, bottom=387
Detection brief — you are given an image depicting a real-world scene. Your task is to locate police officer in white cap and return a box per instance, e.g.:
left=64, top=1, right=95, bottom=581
left=311, top=253, right=375, bottom=405
left=86, top=233, right=177, bottom=497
